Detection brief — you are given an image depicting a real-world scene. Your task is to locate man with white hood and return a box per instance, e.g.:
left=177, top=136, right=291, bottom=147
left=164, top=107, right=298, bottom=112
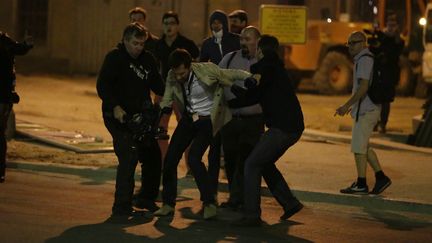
left=200, top=10, right=240, bottom=64
left=199, top=10, right=241, bottom=202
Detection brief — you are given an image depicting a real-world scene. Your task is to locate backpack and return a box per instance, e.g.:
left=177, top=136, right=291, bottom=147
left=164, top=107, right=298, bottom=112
left=358, top=53, right=394, bottom=104
left=225, top=51, right=237, bottom=68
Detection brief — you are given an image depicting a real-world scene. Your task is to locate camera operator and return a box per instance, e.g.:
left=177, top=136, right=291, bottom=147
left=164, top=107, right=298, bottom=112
left=97, top=23, right=164, bottom=220
left=0, top=31, right=33, bottom=183
left=368, top=12, right=405, bottom=133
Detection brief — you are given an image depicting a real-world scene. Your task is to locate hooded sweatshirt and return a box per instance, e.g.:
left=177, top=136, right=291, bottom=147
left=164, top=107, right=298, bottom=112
left=200, top=10, right=240, bottom=64
left=97, top=43, right=164, bottom=115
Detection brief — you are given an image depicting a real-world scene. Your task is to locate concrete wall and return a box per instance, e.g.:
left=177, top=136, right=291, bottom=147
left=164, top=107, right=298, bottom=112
left=5, top=0, right=339, bottom=74
left=0, top=0, right=18, bottom=37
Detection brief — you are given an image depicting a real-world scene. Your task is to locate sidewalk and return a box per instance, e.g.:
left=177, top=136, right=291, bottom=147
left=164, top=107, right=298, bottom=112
left=303, top=128, right=432, bottom=155
left=9, top=125, right=432, bottom=215
left=10, top=115, right=432, bottom=211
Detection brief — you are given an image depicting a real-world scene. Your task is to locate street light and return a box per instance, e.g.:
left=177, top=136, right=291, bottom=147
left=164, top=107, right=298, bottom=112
left=419, top=17, right=427, bottom=26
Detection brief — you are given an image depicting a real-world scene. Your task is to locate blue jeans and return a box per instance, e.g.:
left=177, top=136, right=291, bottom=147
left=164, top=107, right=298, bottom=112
left=243, top=127, right=302, bottom=219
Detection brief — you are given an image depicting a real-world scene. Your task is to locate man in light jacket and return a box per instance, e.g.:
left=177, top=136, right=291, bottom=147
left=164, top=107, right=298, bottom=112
left=154, top=48, right=250, bottom=220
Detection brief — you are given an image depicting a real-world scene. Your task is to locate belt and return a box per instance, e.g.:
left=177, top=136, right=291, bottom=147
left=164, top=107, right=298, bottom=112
left=231, top=113, right=262, bottom=119
left=184, top=112, right=211, bottom=120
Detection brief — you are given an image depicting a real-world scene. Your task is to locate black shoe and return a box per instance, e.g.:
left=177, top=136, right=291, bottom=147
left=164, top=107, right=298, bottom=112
left=280, top=201, right=304, bottom=220
left=106, top=209, right=134, bottom=224
left=0, top=176, right=4, bottom=183
left=370, top=176, right=392, bottom=195
left=133, top=199, right=160, bottom=212
left=340, top=182, right=369, bottom=195
left=219, top=201, right=243, bottom=210
left=231, top=217, right=263, bottom=227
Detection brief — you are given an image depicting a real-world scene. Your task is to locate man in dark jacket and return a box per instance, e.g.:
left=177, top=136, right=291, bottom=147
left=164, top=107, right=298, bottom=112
left=0, top=31, right=33, bottom=183
left=228, top=10, right=248, bottom=34
left=200, top=10, right=240, bottom=64
left=154, top=11, right=200, bottom=176
left=229, top=35, right=305, bottom=226
left=371, top=13, right=404, bottom=133
left=97, top=23, right=164, bottom=219
left=129, top=7, right=159, bottom=58
left=155, top=11, right=200, bottom=82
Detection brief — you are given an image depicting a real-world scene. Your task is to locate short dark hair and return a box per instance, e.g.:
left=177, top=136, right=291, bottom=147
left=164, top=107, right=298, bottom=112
left=123, top=23, right=147, bottom=41
left=258, top=35, right=279, bottom=56
left=168, top=49, right=192, bottom=69
left=228, top=9, right=248, bottom=23
left=386, top=10, right=400, bottom=24
left=129, top=7, right=147, bottom=20
left=162, top=11, right=179, bottom=24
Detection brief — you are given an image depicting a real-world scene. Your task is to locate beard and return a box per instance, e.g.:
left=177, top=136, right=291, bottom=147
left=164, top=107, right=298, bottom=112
left=230, top=25, right=241, bottom=34
left=241, top=46, right=250, bottom=58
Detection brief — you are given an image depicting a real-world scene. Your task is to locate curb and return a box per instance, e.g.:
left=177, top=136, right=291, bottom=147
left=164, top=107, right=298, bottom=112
left=303, top=129, right=432, bottom=155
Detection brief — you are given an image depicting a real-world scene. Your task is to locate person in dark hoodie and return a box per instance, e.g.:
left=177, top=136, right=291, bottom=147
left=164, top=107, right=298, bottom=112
left=97, top=23, right=165, bottom=220
left=200, top=10, right=241, bottom=201
left=229, top=35, right=305, bottom=226
left=0, top=31, right=33, bottom=183
left=200, top=10, right=240, bottom=64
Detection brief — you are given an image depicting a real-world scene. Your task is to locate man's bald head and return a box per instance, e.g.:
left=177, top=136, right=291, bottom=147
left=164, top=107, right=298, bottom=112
left=347, top=31, right=367, bottom=56
left=349, top=31, right=367, bottom=42
left=240, top=25, right=261, bottom=58
left=241, top=26, right=261, bottom=38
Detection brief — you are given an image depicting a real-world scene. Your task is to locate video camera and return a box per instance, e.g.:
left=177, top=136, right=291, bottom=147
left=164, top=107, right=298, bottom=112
left=124, top=103, right=169, bottom=142
left=364, top=28, right=386, bottom=48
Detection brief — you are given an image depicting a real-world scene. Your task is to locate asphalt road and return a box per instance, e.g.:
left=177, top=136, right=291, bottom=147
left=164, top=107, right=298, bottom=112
left=1, top=162, right=431, bottom=243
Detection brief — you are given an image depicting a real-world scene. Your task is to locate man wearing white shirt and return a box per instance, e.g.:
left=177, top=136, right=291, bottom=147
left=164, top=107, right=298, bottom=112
left=335, top=31, right=391, bottom=195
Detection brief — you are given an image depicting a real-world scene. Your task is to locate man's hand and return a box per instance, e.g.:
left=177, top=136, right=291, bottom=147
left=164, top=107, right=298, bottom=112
left=244, top=77, right=258, bottom=89
left=23, top=31, right=34, bottom=47
left=113, top=105, right=126, bottom=123
left=231, top=84, right=247, bottom=97
left=161, top=106, right=172, bottom=114
left=334, top=104, right=351, bottom=117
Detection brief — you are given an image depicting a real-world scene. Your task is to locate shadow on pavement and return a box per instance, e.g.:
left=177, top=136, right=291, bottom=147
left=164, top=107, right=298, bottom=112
left=45, top=211, right=312, bottom=243
left=152, top=214, right=313, bottom=243
left=363, top=207, right=432, bottom=231
left=45, top=215, right=154, bottom=243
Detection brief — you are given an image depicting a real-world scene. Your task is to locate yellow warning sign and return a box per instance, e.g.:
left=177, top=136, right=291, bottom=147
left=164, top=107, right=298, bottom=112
left=260, top=5, right=307, bottom=44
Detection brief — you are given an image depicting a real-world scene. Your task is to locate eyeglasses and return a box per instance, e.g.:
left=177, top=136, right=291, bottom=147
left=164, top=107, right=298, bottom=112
left=346, top=40, right=364, bottom=46
left=163, top=21, right=177, bottom=26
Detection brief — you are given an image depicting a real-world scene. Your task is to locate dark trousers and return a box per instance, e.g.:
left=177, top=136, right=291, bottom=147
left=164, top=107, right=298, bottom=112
left=104, top=116, right=161, bottom=214
left=380, top=102, right=391, bottom=128
left=244, top=128, right=302, bottom=219
left=207, top=131, right=222, bottom=199
left=0, top=103, right=13, bottom=178
left=221, top=115, right=264, bottom=204
left=162, top=116, right=216, bottom=206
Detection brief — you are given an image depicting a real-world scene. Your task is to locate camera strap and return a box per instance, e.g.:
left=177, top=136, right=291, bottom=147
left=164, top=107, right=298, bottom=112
left=181, top=72, right=195, bottom=112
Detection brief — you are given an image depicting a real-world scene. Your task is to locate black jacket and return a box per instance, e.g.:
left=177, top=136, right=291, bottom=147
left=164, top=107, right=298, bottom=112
left=229, top=52, right=305, bottom=134
left=155, top=34, right=199, bottom=81
left=370, top=32, right=405, bottom=87
left=0, top=32, right=32, bottom=103
left=97, top=43, right=164, bottom=115
left=200, top=10, right=240, bottom=64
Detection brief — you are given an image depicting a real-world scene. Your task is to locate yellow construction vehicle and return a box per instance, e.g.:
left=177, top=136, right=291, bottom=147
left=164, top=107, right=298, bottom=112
left=283, top=0, right=429, bottom=95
